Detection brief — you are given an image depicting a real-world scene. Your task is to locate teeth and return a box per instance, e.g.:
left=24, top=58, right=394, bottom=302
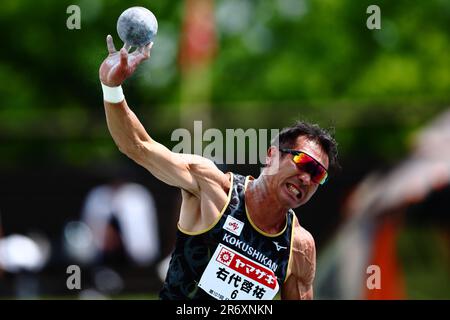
left=287, top=184, right=300, bottom=196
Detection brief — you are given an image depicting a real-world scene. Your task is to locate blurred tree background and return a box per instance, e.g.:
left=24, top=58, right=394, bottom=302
left=1, top=0, right=448, bottom=168
left=0, top=0, right=449, bottom=298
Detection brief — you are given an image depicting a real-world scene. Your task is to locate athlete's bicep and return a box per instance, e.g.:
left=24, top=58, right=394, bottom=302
left=281, top=274, right=313, bottom=300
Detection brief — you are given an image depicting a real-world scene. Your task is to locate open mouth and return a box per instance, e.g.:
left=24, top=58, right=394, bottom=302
left=286, top=183, right=302, bottom=200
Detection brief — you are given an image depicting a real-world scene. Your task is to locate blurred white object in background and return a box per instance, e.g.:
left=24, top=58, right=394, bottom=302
left=81, top=182, right=160, bottom=266
left=0, top=233, right=50, bottom=273
left=63, top=221, right=97, bottom=265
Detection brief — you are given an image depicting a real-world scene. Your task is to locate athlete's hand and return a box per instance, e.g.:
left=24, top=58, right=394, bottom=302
left=99, top=35, right=153, bottom=87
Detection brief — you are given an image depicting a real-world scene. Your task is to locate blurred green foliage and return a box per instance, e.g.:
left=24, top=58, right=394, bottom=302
left=0, top=0, right=449, bottom=167
left=398, top=226, right=450, bottom=299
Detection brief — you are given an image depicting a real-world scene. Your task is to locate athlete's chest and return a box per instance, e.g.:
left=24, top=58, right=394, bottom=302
left=197, top=212, right=291, bottom=300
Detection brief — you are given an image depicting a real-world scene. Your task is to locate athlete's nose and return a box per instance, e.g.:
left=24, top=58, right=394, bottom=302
left=298, top=171, right=311, bottom=186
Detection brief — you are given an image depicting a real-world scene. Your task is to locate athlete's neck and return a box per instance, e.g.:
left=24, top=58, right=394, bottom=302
left=245, top=176, right=288, bottom=234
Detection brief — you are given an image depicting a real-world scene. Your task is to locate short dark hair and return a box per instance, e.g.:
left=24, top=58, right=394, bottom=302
left=272, top=121, right=340, bottom=173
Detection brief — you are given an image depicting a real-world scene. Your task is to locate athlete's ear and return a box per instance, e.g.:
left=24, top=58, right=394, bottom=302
left=266, top=147, right=272, bottom=166
left=266, top=146, right=279, bottom=166
left=264, top=146, right=281, bottom=176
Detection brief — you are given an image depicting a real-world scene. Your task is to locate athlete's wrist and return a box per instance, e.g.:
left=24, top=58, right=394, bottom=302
left=101, top=82, right=124, bottom=104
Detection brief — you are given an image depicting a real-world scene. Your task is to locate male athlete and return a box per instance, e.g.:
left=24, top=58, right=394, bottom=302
left=99, top=35, right=338, bottom=300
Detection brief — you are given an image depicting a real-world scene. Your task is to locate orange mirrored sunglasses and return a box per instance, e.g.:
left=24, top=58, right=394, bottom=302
left=280, top=148, right=328, bottom=185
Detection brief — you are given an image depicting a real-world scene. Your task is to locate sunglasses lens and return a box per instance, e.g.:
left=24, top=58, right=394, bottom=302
left=315, top=169, right=328, bottom=185
left=293, top=153, right=328, bottom=185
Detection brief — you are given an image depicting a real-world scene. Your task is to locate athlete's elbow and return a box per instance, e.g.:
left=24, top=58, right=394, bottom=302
left=117, top=143, right=131, bottom=157
left=117, top=141, right=147, bottom=162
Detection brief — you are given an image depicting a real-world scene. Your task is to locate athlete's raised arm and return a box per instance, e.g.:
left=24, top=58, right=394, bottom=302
left=99, top=35, right=226, bottom=197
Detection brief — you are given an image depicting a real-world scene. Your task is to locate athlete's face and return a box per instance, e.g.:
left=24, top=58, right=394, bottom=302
left=265, top=136, right=329, bottom=209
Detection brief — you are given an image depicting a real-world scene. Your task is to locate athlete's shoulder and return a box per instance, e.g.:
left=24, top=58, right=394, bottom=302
left=187, top=155, right=226, bottom=180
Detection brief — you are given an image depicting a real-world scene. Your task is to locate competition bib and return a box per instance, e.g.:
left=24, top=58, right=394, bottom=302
left=198, top=243, right=279, bottom=300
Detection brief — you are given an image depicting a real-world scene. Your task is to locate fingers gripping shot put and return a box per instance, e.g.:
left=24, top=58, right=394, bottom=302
left=99, top=7, right=338, bottom=300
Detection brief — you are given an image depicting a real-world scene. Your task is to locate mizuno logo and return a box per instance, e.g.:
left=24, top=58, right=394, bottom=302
left=273, top=241, right=287, bottom=251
